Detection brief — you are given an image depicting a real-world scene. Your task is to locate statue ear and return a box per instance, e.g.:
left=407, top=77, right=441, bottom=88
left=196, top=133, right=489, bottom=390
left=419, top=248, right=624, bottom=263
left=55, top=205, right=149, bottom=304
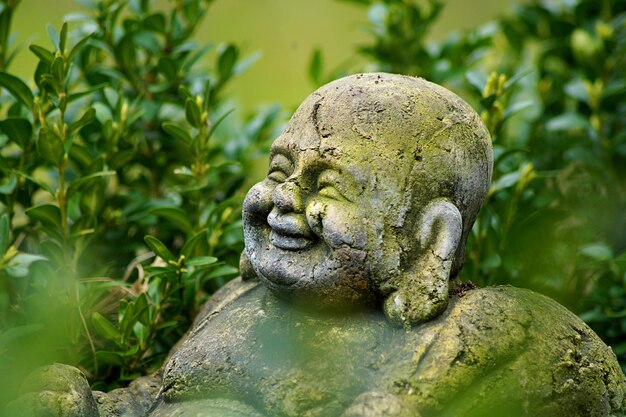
left=384, top=199, right=462, bottom=327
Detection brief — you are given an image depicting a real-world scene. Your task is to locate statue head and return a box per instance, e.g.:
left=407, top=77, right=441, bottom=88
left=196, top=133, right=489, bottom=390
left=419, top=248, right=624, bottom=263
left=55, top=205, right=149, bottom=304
left=242, top=73, right=492, bottom=326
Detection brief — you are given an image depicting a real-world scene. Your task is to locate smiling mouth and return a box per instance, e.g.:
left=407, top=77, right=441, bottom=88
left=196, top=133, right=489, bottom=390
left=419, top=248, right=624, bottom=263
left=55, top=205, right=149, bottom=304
left=267, top=210, right=315, bottom=251
left=269, top=230, right=314, bottom=251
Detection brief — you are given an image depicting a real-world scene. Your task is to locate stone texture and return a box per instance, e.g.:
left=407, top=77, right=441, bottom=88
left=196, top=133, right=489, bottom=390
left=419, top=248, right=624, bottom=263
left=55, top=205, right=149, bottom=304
left=151, top=279, right=625, bottom=417
left=7, top=363, right=99, bottom=417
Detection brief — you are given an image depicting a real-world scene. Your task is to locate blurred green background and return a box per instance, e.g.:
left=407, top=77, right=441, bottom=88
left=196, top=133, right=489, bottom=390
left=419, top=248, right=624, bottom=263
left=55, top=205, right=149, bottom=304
left=13, top=0, right=521, bottom=111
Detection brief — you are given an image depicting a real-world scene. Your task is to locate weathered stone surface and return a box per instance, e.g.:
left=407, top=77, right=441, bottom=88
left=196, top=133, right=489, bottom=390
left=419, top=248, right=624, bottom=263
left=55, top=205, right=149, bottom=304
left=93, top=375, right=160, bottom=417
left=7, top=363, right=99, bottom=417
left=152, top=280, right=625, bottom=417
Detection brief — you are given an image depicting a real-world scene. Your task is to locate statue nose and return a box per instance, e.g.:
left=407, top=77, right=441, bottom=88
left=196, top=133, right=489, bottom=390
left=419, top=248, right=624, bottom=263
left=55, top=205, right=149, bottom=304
left=272, top=181, right=304, bottom=213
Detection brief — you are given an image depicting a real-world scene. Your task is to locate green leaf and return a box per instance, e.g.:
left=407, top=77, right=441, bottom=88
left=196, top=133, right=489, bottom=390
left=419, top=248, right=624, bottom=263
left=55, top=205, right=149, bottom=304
left=79, top=185, right=103, bottom=216
left=34, top=60, right=50, bottom=89
left=37, top=127, right=64, bottom=165
left=580, top=243, right=613, bottom=261
left=206, top=264, right=239, bottom=279
left=217, top=44, right=238, bottom=80
left=13, top=171, right=54, bottom=195
left=29, top=44, right=54, bottom=65
left=4, top=265, right=28, bottom=277
left=0, top=213, right=9, bottom=253
left=157, top=56, right=177, bottom=80
left=59, top=22, right=68, bottom=52
left=185, top=98, right=202, bottom=128
left=489, top=172, right=520, bottom=194
left=564, top=79, right=589, bottom=103
left=503, top=100, right=534, bottom=120
left=309, top=48, right=323, bottom=86
left=25, top=204, right=62, bottom=228
left=546, top=113, right=590, bottom=132
left=11, top=253, right=47, bottom=267
left=40, top=73, right=59, bottom=95
left=480, top=94, right=497, bottom=109
left=178, top=85, right=193, bottom=101
left=108, top=149, right=136, bottom=170
left=96, top=351, right=125, bottom=366
left=67, top=83, right=107, bottom=103
left=134, top=293, right=150, bottom=326
left=0, top=324, right=44, bottom=349
left=68, top=33, right=94, bottom=63
left=144, top=266, right=175, bottom=277
left=51, top=55, right=65, bottom=85
left=144, top=235, right=175, bottom=262
left=466, top=71, right=486, bottom=93
left=119, top=299, right=135, bottom=341
left=69, top=108, right=96, bottom=133
left=0, top=71, right=34, bottom=110
left=0, top=176, right=16, bottom=194
left=503, top=69, right=532, bottom=90
left=0, top=118, right=32, bottom=147
left=157, top=320, right=179, bottom=330
left=133, top=322, right=149, bottom=344
left=67, top=170, right=115, bottom=197
left=143, top=13, right=166, bottom=32
left=91, top=312, right=120, bottom=340
left=481, top=252, right=501, bottom=270
left=47, top=24, right=60, bottom=49
left=150, top=207, right=193, bottom=233
left=162, top=122, right=192, bottom=145
left=181, top=229, right=207, bottom=259
left=208, top=108, right=235, bottom=139
left=181, top=43, right=213, bottom=73
left=233, top=51, right=261, bottom=76
left=186, top=256, right=218, bottom=267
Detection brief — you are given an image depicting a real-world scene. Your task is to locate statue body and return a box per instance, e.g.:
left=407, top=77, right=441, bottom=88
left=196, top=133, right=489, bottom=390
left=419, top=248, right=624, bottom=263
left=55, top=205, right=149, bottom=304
left=11, top=73, right=626, bottom=417
left=137, top=280, right=622, bottom=417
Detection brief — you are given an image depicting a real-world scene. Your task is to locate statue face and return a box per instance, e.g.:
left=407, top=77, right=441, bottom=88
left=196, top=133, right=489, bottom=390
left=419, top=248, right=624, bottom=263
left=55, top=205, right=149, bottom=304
left=243, top=73, right=492, bottom=316
left=242, top=99, right=412, bottom=308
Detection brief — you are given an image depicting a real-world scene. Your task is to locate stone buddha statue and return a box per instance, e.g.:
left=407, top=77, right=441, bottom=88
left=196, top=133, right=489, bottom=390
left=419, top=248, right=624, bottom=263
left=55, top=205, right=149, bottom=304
left=11, top=73, right=626, bottom=417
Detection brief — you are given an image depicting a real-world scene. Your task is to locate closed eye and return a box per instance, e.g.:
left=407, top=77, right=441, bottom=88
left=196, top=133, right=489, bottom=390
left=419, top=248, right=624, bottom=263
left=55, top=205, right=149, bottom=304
left=267, top=153, right=293, bottom=183
left=268, top=169, right=288, bottom=183
left=317, top=170, right=350, bottom=201
left=318, top=184, right=345, bottom=200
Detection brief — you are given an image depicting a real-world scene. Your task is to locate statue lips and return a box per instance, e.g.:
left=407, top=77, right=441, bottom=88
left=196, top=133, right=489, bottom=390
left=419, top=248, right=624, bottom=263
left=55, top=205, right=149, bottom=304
left=267, top=209, right=315, bottom=251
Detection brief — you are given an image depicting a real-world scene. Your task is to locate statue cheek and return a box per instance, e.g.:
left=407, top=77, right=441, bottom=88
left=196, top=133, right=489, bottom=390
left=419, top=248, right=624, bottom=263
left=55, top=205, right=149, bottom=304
left=307, top=200, right=367, bottom=250
left=243, top=181, right=274, bottom=220
left=306, top=200, right=326, bottom=237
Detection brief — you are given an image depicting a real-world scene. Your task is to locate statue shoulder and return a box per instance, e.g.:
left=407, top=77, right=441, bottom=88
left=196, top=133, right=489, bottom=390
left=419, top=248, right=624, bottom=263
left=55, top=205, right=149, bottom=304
left=434, top=285, right=626, bottom=416
left=191, top=277, right=261, bottom=327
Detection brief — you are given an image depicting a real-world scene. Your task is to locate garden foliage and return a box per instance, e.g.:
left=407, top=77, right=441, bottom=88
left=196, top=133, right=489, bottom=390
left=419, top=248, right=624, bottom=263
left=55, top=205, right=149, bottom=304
left=0, top=0, right=625, bottom=407
left=0, top=0, right=280, bottom=399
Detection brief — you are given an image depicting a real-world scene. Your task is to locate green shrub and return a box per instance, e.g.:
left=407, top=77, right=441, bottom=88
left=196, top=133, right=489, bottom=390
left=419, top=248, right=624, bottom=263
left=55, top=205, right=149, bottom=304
left=0, top=0, right=281, bottom=399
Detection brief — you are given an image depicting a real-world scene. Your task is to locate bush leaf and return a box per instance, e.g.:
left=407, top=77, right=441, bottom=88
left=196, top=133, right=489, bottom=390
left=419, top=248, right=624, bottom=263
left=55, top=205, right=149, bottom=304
left=0, top=71, right=34, bottom=110
left=144, top=235, right=175, bottom=262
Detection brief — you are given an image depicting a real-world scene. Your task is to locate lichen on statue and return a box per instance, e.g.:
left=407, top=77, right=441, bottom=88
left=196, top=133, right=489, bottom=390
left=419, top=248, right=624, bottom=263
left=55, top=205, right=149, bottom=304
left=12, top=73, right=626, bottom=417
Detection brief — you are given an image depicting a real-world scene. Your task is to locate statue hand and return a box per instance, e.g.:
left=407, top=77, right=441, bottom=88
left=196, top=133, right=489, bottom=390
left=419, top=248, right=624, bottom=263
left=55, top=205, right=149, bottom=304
left=6, top=363, right=99, bottom=417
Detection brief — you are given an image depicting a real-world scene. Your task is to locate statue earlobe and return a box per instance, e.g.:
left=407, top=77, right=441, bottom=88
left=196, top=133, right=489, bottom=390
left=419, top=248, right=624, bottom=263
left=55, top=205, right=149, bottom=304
left=384, top=199, right=462, bottom=327
left=240, top=250, right=258, bottom=281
